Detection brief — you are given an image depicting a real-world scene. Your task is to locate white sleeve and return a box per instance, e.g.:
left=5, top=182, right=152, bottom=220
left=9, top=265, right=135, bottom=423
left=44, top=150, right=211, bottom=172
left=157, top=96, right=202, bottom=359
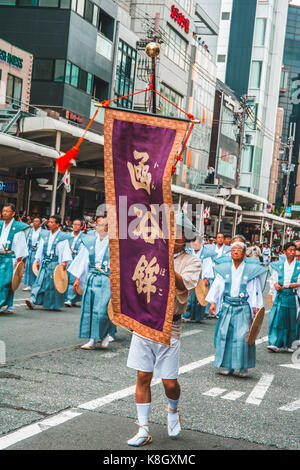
left=35, top=238, right=44, bottom=262
left=269, top=268, right=278, bottom=301
left=68, top=246, right=89, bottom=282
left=12, top=231, right=29, bottom=259
left=246, top=278, right=263, bottom=309
left=56, top=240, right=73, bottom=264
left=201, top=257, right=214, bottom=280
left=206, top=273, right=225, bottom=311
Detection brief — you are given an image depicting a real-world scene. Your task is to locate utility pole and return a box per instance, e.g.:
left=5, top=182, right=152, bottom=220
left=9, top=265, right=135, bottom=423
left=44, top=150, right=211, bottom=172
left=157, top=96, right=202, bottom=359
left=283, top=121, right=296, bottom=214
left=145, top=13, right=160, bottom=114
left=235, top=95, right=248, bottom=198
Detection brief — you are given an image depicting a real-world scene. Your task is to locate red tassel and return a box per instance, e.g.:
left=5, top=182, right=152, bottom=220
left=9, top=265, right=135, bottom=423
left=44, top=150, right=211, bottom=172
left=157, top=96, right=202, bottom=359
left=56, top=146, right=79, bottom=174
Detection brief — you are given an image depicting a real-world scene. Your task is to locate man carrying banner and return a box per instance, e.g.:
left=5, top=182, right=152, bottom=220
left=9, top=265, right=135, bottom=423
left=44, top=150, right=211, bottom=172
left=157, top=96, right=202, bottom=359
left=69, top=216, right=111, bottom=350
left=0, top=204, right=28, bottom=314
left=23, top=217, right=45, bottom=292
left=206, top=241, right=267, bottom=378
left=127, top=213, right=201, bottom=447
left=268, top=242, right=300, bottom=353
left=64, top=219, right=84, bottom=307
left=25, top=215, right=72, bottom=311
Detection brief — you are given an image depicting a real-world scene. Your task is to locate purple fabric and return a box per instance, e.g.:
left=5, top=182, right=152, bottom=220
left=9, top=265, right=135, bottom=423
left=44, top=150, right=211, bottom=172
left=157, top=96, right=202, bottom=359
left=112, top=119, right=176, bottom=331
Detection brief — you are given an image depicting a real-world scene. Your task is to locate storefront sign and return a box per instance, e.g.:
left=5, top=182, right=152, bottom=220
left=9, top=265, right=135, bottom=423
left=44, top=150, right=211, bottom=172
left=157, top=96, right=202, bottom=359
left=170, top=5, right=190, bottom=34
left=0, top=49, right=23, bottom=69
left=65, top=110, right=84, bottom=124
left=0, top=181, right=18, bottom=193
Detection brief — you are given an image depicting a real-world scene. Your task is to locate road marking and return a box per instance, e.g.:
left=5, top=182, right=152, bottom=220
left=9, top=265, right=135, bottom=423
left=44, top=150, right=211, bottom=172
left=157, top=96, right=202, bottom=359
left=0, top=409, right=82, bottom=450
left=279, top=399, right=300, bottom=412
left=0, top=337, right=269, bottom=449
left=279, top=363, right=300, bottom=370
left=221, top=390, right=245, bottom=401
left=181, top=329, right=203, bottom=337
left=202, top=387, right=227, bottom=397
left=246, top=373, right=274, bottom=405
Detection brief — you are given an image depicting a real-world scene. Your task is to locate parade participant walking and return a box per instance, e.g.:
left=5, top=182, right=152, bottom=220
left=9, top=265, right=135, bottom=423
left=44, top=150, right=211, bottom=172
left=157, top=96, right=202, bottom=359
left=268, top=242, right=300, bottom=353
left=206, top=241, right=267, bottom=378
left=262, top=243, right=271, bottom=266
left=64, top=219, right=84, bottom=307
left=0, top=204, right=28, bottom=314
left=26, top=215, right=72, bottom=311
left=201, top=232, right=231, bottom=317
left=23, top=217, right=45, bottom=292
left=69, top=216, right=111, bottom=350
left=126, top=213, right=201, bottom=447
left=182, top=238, right=204, bottom=323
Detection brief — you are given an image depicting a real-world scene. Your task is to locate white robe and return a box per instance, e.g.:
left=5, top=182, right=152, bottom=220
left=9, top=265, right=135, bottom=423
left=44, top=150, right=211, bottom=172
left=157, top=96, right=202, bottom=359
left=269, top=259, right=300, bottom=304
left=206, top=261, right=264, bottom=314
left=0, top=219, right=28, bottom=260
left=201, top=244, right=227, bottom=280
left=68, top=235, right=109, bottom=285
left=35, top=231, right=72, bottom=265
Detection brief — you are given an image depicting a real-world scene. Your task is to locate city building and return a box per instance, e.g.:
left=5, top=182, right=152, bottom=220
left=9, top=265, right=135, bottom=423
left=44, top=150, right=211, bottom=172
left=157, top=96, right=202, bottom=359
left=200, top=0, right=289, bottom=200
left=276, top=4, right=300, bottom=209
left=208, top=79, right=240, bottom=188
left=0, top=0, right=138, bottom=217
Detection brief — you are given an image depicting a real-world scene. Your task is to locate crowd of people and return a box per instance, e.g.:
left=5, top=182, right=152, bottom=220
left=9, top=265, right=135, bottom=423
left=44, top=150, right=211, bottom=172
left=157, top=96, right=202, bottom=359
left=0, top=203, right=299, bottom=447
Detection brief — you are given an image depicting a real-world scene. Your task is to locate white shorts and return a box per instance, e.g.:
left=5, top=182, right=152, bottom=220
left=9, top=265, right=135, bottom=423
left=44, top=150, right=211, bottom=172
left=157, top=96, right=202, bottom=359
left=126, top=334, right=180, bottom=379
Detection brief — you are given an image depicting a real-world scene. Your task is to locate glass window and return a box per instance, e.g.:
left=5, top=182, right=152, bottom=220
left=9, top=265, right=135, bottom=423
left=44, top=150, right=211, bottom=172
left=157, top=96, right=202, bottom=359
left=254, top=18, right=267, bottom=46
left=249, top=60, right=262, bottom=88
left=84, top=0, right=93, bottom=23
left=71, top=0, right=76, bottom=10
left=217, top=54, right=226, bottom=62
left=39, top=0, right=59, bottom=6
left=70, top=63, right=79, bottom=87
left=54, top=59, right=65, bottom=82
left=86, top=72, right=92, bottom=94
left=165, top=25, right=188, bottom=71
left=78, top=68, right=87, bottom=90
left=241, top=146, right=254, bottom=173
left=60, top=0, right=70, bottom=8
left=221, top=12, right=230, bottom=20
left=0, top=0, right=16, bottom=4
left=6, top=74, right=22, bottom=105
left=159, top=83, right=183, bottom=117
left=17, top=0, right=38, bottom=4
left=76, top=0, right=84, bottom=16
left=32, top=58, right=54, bottom=80
left=92, top=4, right=99, bottom=27
left=65, top=61, right=71, bottom=83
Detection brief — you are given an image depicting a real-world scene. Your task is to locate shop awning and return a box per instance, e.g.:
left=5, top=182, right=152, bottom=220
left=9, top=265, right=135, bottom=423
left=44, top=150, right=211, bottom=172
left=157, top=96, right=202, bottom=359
left=217, top=187, right=268, bottom=208
left=241, top=210, right=300, bottom=228
left=171, top=184, right=242, bottom=211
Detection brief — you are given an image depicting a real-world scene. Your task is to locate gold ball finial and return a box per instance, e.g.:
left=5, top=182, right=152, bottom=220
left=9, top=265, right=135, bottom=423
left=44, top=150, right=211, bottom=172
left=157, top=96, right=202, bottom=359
left=145, top=42, right=160, bottom=58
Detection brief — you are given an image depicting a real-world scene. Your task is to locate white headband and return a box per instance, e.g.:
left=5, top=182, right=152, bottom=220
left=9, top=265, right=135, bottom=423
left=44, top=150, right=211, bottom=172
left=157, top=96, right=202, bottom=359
left=231, top=241, right=246, bottom=250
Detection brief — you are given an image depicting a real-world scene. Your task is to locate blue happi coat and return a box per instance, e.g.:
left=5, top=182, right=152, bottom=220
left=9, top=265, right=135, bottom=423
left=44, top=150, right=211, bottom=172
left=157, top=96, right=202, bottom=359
left=213, top=260, right=267, bottom=370
left=24, top=228, right=46, bottom=287
left=65, top=233, right=84, bottom=304
left=0, top=220, right=28, bottom=308
left=78, top=235, right=112, bottom=340
left=30, top=231, right=71, bottom=310
left=268, top=259, right=300, bottom=349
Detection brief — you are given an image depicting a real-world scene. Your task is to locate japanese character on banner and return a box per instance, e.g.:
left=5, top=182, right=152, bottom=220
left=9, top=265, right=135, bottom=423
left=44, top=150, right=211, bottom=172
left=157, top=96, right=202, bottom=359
left=132, top=255, right=160, bottom=304
left=127, top=150, right=152, bottom=195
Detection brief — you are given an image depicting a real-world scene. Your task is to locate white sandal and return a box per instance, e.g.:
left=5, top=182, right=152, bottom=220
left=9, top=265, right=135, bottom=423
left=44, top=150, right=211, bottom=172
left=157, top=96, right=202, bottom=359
left=167, top=406, right=181, bottom=438
left=127, top=421, right=152, bottom=447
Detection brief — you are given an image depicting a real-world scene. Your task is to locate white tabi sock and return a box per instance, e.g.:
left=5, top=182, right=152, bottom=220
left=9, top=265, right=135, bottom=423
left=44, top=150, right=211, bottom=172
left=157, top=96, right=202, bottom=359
left=136, top=403, right=151, bottom=437
left=167, top=398, right=181, bottom=437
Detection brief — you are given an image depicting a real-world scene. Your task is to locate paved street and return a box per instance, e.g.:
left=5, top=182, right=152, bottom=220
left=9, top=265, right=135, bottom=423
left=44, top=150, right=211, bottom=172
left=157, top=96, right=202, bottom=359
left=0, top=285, right=299, bottom=451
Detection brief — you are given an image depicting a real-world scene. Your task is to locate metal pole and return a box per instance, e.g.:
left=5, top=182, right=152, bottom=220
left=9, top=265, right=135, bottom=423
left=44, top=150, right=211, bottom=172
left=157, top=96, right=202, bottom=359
left=270, top=221, right=274, bottom=247
left=283, top=122, right=296, bottom=213
left=50, top=130, right=61, bottom=215
left=26, top=179, right=32, bottom=215
left=234, top=95, right=247, bottom=207
left=260, top=217, right=264, bottom=243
